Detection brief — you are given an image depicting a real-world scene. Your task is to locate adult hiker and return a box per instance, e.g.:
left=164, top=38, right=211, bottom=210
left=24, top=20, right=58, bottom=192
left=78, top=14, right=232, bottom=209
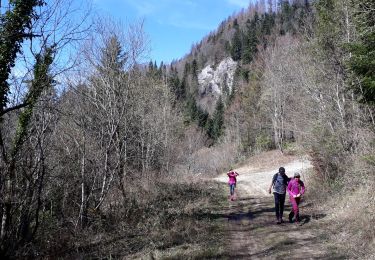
left=227, top=169, right=239, bottom=201
left=287, top=172, right=306, bottom=223
left=268, top=167, right=290, bottom=224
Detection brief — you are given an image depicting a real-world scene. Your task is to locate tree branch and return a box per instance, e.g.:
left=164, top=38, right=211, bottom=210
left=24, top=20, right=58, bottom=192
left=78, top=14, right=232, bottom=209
left=1, top=102, right=30, bottom=116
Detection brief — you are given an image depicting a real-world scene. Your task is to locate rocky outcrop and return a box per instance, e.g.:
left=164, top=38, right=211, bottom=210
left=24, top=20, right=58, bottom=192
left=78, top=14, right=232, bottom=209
left=197, top=57, right=237, bottom=113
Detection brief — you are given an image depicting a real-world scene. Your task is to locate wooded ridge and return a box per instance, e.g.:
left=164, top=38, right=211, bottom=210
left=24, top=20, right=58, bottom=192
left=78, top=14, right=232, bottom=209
left=0, top=0, right=374, bottom=258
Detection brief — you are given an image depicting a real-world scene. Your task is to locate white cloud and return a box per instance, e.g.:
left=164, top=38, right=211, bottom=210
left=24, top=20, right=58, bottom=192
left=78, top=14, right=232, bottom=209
left=125, top=0, right=197, bottom=17
left=227, top=0, right=249, bottom=8
left=168, top=19, right=213, bottom=30
left=125, top=0, right=159, bottom=16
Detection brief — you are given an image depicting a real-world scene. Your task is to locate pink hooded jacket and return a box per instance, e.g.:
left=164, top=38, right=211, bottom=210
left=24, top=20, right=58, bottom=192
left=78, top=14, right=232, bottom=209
left=227, top=171, right=238, bottom=185
left=287, top=178, right=305, bottom=198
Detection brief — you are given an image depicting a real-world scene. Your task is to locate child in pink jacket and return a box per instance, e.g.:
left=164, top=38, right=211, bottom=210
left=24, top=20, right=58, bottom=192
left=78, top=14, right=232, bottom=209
left=227, top=169, right=239, bottom=201
left=287, top=172, right=305, bottom=223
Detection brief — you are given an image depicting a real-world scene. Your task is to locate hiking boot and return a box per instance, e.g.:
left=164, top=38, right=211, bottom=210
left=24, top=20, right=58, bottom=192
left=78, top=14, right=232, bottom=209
left=289, top=212, right=294, bottom=223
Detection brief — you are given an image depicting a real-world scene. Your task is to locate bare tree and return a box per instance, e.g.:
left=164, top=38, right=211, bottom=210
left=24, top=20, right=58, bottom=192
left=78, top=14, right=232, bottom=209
left=0, top=0, right=91, bottom=256
left=52, top=18, right=183, bottom=234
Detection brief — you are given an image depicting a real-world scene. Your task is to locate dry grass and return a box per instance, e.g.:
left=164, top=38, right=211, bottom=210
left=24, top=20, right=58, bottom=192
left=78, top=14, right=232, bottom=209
left=237, top=150, right=299, bottom=172
left=172, top=139, right=239, bottom=177
left=306, top=167, right=375, bottom=259
left=41, top=178, right=228, bottom=259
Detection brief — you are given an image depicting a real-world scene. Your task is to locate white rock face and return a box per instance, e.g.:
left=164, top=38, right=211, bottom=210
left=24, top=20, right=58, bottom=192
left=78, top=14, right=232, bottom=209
left=198, top=57, right=237, bottom=98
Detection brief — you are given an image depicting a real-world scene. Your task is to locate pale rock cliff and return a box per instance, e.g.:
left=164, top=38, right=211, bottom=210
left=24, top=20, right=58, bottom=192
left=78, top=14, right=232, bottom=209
left=197, top=57, right=237, bottom=113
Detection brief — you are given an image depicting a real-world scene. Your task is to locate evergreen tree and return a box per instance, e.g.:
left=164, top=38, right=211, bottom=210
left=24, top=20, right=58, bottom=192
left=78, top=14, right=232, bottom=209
left=243, top=14, right=259, bottom=64
left=197, top=108, right=209, bottom=128
left=211, top=97, right=225, bottom=141
left=192, top=59, right=198, bottom=78
left=186, top=94, right=198, bottom=121
left=168, top=66, right=181, bottom=100
left=99, top=36, right=126, bottom=74
left=154, top=61, right=157, bottom=70
left=185, top=93, right=209, bottom=131
left=349, top=0, right=375, bottom=104
left=177, top=77, right=187, bottom=100
left=231, top=27, right=243, bottom=61
left=184, top=62, right=191, bottom=75
left=205, top=118, right=214, bottom=139
left=261, top=12, right=275, bottom=36
left=314, top=0, right=343, bottom=59
left=148, top=60, right=154, bottom=72
left=280, top=0, right=292, bottom=34
left=224, top=40, right=231, bottom=55
left=233, top=18, right=239, bottom=28
left=157, top=61, right=164, bottom=79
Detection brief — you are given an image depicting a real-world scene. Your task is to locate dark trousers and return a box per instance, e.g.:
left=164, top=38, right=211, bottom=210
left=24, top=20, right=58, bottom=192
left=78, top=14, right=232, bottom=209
left=273, top=192, right=286, bottom=219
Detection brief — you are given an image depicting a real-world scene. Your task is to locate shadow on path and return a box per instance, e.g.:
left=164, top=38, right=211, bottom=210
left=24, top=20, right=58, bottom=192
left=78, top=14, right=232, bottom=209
left=216, top=190, right=344, bottom=259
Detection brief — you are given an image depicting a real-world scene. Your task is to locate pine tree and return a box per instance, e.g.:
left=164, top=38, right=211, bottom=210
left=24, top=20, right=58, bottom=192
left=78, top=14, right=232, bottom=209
left=231, top=27, right=243, bottom=61
left=243, top=14, right=259, bottom=64
left=177, top=77, right=187, bottom=100
left=192, top=59, right=198, bottom=78
left=186, top=94, right=198, bottom=121
left=261, top=12, right=275, bottom=36
left=349, top=0, right=375, bottom=104
left=197, top=108, right=209, bottom=128
left=276, top=0, right=292, bottom=35
left=168, top=67, right=181, bottom=100
left=157, top=61, right=164, bottom=79
left=211, top=97, right=225, bottom=141
left=315, top=0, right=343, bottom=58
left=100, top=36, right=126, bottom=74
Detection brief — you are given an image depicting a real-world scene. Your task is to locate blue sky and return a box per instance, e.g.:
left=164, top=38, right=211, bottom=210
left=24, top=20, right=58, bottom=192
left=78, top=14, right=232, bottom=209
left=93, top=0, right=252, bottom=64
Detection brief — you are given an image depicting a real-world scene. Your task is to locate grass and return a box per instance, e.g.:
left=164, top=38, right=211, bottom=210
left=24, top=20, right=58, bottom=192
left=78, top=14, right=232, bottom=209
left=306, top=168, right=375, bottom=259
left=139, top=181, right=229, bottom=259
left=34, top=149, right=374, bottom=259
left=57, top=179, right=230, bottom=259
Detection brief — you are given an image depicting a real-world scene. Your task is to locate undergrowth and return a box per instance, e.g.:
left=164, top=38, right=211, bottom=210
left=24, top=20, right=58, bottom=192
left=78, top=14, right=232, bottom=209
left=38, top=179, right=227, bottom=259
left=306, top=162, right=375, bottom=259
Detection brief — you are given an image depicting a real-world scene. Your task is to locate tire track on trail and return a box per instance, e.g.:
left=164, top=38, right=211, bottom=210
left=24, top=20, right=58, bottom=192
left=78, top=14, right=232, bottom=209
left=215, top=157, right=343, bottom=259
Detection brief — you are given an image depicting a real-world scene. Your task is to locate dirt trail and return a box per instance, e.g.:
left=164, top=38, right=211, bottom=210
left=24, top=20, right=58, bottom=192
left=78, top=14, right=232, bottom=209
left=216, top=159, right=312, bottom=197
left=215, top=153, right=342, bottom=259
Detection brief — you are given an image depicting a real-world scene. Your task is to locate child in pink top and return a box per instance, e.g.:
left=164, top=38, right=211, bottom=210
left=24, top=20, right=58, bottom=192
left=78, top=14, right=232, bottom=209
left=287, top=172, right=305, bottom=223
left=227, top=169, right=239, bottom=201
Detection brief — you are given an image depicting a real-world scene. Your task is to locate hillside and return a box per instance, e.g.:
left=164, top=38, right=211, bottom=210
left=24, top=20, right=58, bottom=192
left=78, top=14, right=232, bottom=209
left=162, top=0, right=375, bottom=257
left=0, top=0, right=374, bottom=258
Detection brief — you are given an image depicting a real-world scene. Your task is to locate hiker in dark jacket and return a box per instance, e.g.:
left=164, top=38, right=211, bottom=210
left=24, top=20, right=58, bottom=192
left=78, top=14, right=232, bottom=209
left=268, top=167, right=290, bottom=224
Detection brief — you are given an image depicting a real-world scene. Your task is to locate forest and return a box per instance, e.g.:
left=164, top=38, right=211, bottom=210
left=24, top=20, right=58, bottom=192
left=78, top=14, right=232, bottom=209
left=0, top=0, right=374, bottom=258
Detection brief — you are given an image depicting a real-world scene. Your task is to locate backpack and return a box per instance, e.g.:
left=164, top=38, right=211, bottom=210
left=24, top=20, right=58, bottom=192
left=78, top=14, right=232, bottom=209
left=272, top=173, right=290, bottom=186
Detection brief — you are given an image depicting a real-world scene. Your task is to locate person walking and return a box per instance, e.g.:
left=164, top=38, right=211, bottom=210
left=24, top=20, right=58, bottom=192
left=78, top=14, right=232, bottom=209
left=268, top=167, right=290, bottom=224
left=227, top=169, right=239, bottom=201
left=287, top=172, right=306, bottom=223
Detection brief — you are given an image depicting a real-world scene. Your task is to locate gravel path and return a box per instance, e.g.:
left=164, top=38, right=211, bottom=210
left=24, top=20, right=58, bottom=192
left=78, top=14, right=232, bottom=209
left=215, top=159, right=313, bottom=197
left=215, top=156, right=343, bottom=259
